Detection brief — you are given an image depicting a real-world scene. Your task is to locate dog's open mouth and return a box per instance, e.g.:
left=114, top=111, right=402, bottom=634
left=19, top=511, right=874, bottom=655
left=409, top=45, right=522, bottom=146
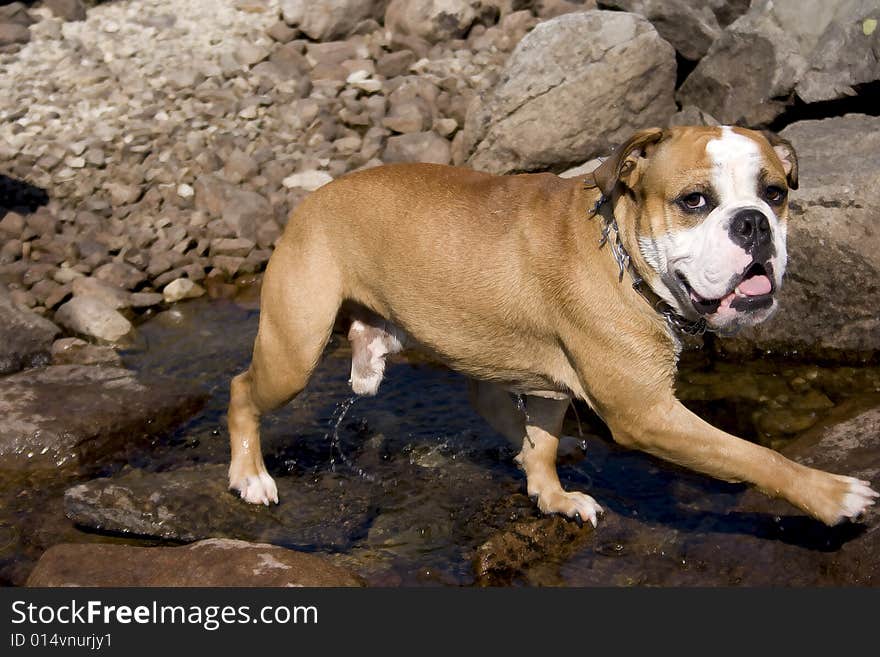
left=677, top=262, right=775, bottom=315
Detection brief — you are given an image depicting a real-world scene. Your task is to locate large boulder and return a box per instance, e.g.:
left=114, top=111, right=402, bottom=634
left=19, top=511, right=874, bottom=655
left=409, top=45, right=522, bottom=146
left=384, top=0, right=497, bottom=44
left=597, top=0, right=722, bottom=60
left=280, top=0, right=385, bottom=41
left=721, top=114, right=880, bottom=361
left=678, top=0, right=880, bottom=125
left=0, top=285, right=60, bottom=374
left=461, top=11, right=676, bottom=174
left=0, top=365, right=205, bottom=476
left=27, top=539, right=362, bottom=587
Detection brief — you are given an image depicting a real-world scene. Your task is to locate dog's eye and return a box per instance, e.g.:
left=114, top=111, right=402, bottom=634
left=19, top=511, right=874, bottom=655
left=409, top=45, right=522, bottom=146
left=764, top=185, right=786, bottom=204
left=680, top=193, right=707, bottom=210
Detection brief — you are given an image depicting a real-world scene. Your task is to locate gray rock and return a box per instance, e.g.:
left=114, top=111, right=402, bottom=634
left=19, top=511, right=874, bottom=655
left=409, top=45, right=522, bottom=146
left=210, top=237, right=256, bottom=257
left=26, top=539, right=361, bottom=587
left=42, top=0, right=87, bottom=22
left=597, top=0, right=722, bottom=60
left=92, top=261, right=147, bottom=290
left=64, top=464, right=374, bottom=551
left=376, top=50, right=417, bottom=78
left=55, top=296, right=135, bottom=344
left=222, top=189, right=272, bottom=242
left=462, top=11, right=676, bottom=174
left=0, top=21, right=30, bottom=48
left=384, top=0, right=496, bottom=43
left=795, top=1, right=880, bottom=103
left=723, top=115, right=880, bottom=361
left=71, top=277, right=132, bottom=310
left=281, top=0, right=384, bottom=41
left=163, top=278, right=206, bottom=303
left=0, top=285, right=60, bottom=374
left=0, top=3, right=33, bottom=27
left=678, top=0, right=879, bottom=125
left=383, top=131, right=451, bottom=164
left=0, top=365, right=205, bottom=476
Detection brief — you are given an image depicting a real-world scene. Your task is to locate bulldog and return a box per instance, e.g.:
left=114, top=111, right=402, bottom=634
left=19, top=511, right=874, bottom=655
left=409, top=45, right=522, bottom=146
left=227, top=125, right=877, bottom=527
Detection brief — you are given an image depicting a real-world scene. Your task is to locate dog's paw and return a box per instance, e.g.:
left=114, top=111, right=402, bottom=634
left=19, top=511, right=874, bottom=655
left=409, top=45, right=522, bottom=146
left=832, top=476, right=877, bottom=523
left=230, top=470, right=279, bottom=506
left=805, top=472, right=878, bottom=525
left=535, top=489, right=604, bottom=527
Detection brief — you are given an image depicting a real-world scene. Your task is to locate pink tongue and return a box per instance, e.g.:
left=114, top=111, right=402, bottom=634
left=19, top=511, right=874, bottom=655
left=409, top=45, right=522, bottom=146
left=738, top=274, right=771, bottom=296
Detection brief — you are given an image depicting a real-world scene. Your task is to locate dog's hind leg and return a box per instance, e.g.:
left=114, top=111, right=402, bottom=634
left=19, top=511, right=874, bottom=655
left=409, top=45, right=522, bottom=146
left=228, top=242, right=342, bottom=505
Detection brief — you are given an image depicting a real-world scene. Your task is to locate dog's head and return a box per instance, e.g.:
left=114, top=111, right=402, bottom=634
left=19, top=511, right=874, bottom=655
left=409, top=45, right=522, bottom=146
left=591, top=125, right=798, bottom=334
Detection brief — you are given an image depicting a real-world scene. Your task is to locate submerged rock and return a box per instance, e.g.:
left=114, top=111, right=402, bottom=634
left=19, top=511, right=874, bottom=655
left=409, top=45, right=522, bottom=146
left=27, top=538, right=362, bottom=587
left=0, top=365, right=205, bottom=476
left=64, top=464, right=375, bottom=551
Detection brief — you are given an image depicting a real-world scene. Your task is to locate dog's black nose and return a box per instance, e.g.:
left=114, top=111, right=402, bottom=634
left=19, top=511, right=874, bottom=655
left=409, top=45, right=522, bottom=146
left=729, top=209, right=772, bottom=254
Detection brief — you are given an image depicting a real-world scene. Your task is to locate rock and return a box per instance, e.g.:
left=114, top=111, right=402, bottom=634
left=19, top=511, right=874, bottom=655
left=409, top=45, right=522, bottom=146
left=0, top=3, right=33, bottom=27
left=55, top=297, right=135, bottom=344
left=0, top=21, right=30, bottom=48
left=210, top=237, right=256, bottom=257
left=222, top=189, right=272, bottom=241
left=50, top=337, right=122, bottom=367
left=0, top=365, right=205, bottom=476
left=64, top=464, right=374, bottom=551
left=383, top=132, right=451, bottom=164
left=795, top=4, right=880, bottom=103
left=281, top=0, right=384, bottom=41
left=385, top=0, right=496, bottom=43
left=722, top=115, right=880, bottom=361
left=462, top=11, right=676, bottom=174
left=43, top=0, right=87, bottom=22
left=282, top=170, right=333, bottom=191
left=475, top=511, right=592, bottom=583
left=678, top=0, right=880, bottom=125
left=130, top=292, right=164, bottom=308
left=71, top=277, right=132, bottom=310
left=597, top=0, right=722, bottom=60
left=163, top=278, right=206, bottom=303
left=92, top=261, right=147, bottom=290
left=266, top=20, right=298, bottom=43
left=26, top=539, right=361, bottom=587
left=0, top=285, right=60, bottom=374
left=376, top=50, right=417, bottom=78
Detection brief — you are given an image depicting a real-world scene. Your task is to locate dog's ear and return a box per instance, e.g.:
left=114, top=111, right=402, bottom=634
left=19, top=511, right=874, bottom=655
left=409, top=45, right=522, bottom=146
left=761, top=130, right=798, bottom=190
left=589, top=128, right=665, bottom=197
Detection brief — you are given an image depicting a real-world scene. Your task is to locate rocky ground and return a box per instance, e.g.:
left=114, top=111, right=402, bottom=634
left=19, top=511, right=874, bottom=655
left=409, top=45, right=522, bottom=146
left=1, top=0, right=879, bottom=585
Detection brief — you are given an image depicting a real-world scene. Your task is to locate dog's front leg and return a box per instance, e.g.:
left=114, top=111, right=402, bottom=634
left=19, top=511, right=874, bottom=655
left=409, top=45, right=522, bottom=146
left=515, top=395, right=604, bottom=527
left=601, top=392, right=878, bottom=526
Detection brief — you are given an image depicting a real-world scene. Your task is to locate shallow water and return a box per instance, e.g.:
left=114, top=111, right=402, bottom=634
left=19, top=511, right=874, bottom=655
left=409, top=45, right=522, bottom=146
left=3, top=292, right=879, bottom=585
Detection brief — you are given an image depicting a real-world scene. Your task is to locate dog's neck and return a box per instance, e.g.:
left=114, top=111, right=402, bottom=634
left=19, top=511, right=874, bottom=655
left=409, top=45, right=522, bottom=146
left=589, top=190, right=710, bottom=336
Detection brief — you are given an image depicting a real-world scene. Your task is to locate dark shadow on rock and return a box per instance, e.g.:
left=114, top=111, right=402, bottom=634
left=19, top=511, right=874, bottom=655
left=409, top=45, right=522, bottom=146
left=0, top=174, right=48, bottom=213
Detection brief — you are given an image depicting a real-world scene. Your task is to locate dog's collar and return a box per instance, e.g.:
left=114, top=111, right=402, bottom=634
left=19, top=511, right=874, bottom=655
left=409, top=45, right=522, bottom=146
left=588, top=192, right=710, bottom=336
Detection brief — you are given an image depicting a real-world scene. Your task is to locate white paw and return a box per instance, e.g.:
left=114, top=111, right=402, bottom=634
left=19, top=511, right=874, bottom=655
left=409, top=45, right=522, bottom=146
left=838, top=477, right=878, bottom=521
left=535, top=489, right=604, bottom=527
left=231, top=471, right=279, bottom=506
